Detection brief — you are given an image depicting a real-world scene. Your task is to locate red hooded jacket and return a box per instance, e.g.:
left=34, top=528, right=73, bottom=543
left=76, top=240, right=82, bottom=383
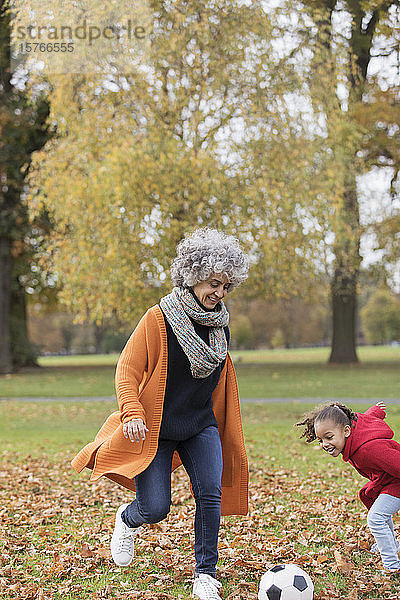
left=342, top=405, right=400, bottom=509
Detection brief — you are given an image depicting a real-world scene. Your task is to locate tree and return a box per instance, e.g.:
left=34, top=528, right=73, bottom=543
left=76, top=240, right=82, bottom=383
left=230, top=287, right=330, bottom=349
left=361, top=289, right=400, bottom=344
left=300, top=0, right=399, bottom=362
left=27, top=0, right=398, bottom=362
left=0, top=0, right=52, bottom=373
left=230, top=315, right=255, bottom=350
left=243, top=0, right=398, bottom=362
left=28, top=0, right=320, bottom=325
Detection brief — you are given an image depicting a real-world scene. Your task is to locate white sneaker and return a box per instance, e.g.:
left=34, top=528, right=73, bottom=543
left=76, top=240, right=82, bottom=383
left=192, top=574, right=223, bottom=600
left=110, top=503, right=140, bottom=566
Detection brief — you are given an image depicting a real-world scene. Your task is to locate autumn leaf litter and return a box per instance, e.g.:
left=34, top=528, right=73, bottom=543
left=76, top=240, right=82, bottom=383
left=1, top=451, right=400, bottom=599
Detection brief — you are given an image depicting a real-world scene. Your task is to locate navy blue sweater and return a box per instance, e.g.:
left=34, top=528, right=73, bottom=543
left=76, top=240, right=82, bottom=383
left=159, top=296, right=229, bottom=441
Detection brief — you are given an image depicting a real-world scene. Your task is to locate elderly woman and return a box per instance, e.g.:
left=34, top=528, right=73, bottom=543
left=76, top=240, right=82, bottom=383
left=71, top=228, right=249, bottom=600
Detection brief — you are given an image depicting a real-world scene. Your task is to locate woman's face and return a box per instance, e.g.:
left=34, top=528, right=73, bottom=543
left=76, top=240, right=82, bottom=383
left=192, top=273, right=230, bottom=310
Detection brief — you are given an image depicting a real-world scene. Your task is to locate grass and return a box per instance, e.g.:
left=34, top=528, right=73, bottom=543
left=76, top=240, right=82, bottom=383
left=36, top=346, right=400, bottom=367
left=2, top=400, right=400, bottom=599
left=3, top=399, right=399, bottom=466
left=235, top=362, right=400, bottom=398
left=0, top=345, right=399, bottom=399
left=242, top=401, right=400, bottom=469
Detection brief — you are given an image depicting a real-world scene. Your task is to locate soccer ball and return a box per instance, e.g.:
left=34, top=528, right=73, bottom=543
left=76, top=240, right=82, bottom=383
left=258, top=564, right=314, bottom=600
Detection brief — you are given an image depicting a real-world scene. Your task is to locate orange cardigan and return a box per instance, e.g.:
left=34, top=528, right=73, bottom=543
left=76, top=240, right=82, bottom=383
left=71, top=305, right=248, bottom=516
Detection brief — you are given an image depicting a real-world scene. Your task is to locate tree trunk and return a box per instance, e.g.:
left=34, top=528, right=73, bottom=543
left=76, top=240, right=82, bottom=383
left=329, top=268, right=358, bottom=363
left=329, top=182, right=360, bottom=363
left=10, top=275, right=38, bottom=368
left=0, top=237, right=12, bottom=373
left=60, top=325, right=74, bottom=355
left=93, top=323, right=106, bottom=354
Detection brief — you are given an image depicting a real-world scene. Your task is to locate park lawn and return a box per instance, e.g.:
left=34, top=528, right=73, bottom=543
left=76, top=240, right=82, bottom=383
left=36, top=346, right=400, bottom=367
left=0, top=346, right=399, bottom=398
left=1, top=401, right=400, bottom=599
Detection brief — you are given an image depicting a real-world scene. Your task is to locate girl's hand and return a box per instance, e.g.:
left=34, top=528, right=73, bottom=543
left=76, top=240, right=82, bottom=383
left=123, top=418, right=149, bottom=443
left=376, top=401, right=386, bottom=410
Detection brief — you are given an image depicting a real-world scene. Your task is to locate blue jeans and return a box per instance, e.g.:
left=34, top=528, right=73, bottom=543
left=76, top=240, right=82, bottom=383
left=367, top=493, right=400, bottom=570
left=121, top=425, right=223, bottom=577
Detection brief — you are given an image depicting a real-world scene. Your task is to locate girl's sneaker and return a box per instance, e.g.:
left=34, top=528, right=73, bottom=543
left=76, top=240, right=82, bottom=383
left=110, top=503, right=141, bottom=566
left=192, top=574, right=223, bottom=599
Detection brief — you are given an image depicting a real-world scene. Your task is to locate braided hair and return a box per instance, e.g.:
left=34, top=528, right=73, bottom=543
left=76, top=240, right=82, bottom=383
left=296, top=402, right=357, bottom=443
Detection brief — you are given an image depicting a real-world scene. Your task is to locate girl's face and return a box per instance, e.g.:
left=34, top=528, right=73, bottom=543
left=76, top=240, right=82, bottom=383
left=314, top=419, right=351, bottom=457
left=192, top=273, right=230, bottom=310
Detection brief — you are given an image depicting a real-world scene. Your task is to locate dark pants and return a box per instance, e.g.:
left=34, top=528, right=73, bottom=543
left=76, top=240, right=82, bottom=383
left=121, top=425, right=223, bottom=576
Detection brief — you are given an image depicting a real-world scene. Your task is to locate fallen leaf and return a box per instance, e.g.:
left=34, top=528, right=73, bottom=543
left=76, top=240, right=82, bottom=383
left=42, top=508, right=58, bottom=518
left=334, top=549, right=353, bottom=574
left=94, top=546, right=112, bottom=559
left=316, top=554, right=330, bottom=565
left=3, top=426, right=400, bottom=600
left=80, top=542, right=95, bottom=558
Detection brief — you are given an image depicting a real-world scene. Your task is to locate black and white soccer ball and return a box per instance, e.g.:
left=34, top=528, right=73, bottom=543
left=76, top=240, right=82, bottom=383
left=258, top=564, right=314, bottom=600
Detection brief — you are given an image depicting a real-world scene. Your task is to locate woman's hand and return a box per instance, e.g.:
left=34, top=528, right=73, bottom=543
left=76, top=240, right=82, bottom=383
left=123, top=418, right=149, bottom=443
left=376, top=401, right=386, bottom=410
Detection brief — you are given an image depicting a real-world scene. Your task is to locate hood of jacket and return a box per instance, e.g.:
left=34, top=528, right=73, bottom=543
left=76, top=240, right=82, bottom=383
left=342, top=411, right=394, bottom=462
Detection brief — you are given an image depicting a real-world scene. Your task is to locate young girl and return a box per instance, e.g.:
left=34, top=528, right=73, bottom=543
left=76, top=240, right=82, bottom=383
left=296, top=401, right=400, bottom=574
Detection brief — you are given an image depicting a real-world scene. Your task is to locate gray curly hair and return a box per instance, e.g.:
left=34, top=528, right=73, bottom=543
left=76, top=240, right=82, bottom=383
left=170, top=228, right=249, bottom=291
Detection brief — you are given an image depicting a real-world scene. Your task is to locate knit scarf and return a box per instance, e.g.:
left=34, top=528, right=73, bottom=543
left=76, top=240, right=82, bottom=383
left=159, top=287, right=229, bottom=379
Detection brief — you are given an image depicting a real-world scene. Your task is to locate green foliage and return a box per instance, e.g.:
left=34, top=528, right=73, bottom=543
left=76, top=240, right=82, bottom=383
left=101, top=330, right=130, bottom=354
left=230, top=314, right=254, bottom=350
left=361, top=289, right=400, bottom=344
left=270, top=328, right=285, bottom=349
